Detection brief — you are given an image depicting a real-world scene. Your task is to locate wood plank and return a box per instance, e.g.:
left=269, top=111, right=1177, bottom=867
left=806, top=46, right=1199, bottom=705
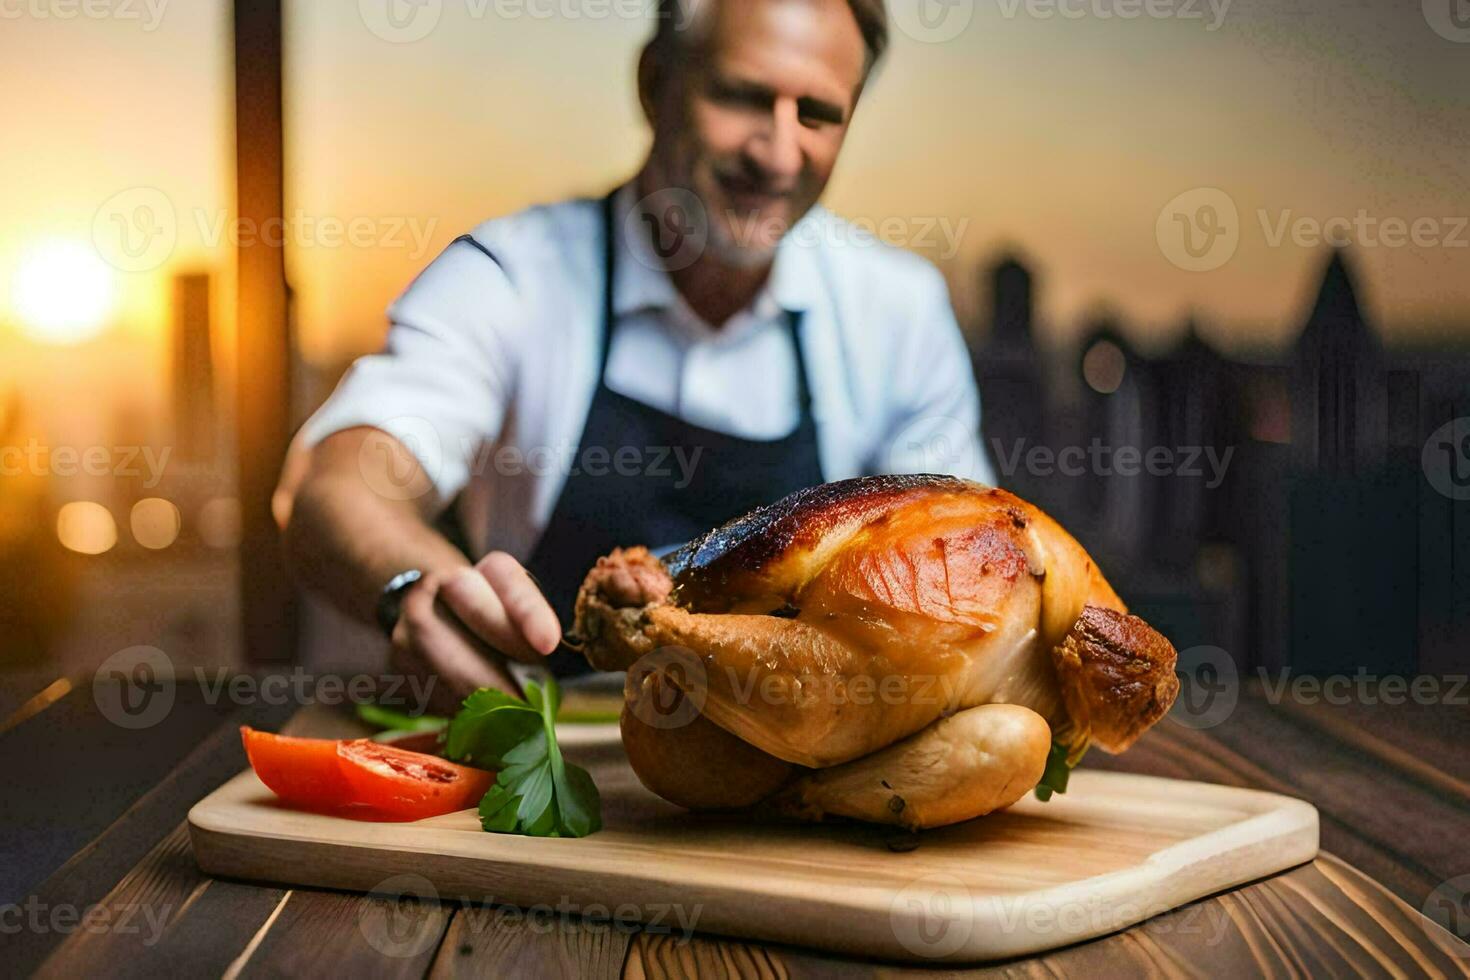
left=189, top=711, right=1319, bottom=964
left=232, top=888, right=451, bottom=980
left=1196, top=697, right=1470, bottom=908
left=31, top=826, right=204, bottom=980
left=619, top=857, right=1470, bottom=979
left=1265, top=685, right=1470, bottom=803
left=38, top=818, right=1463, bottom=980
left=0, top=683, right=278, bottom=905
left=0, top=674, right=72, bottom=736
left=6, top=699, right=294, bottom=976
left=17, top=694, right=1467, bottom=976
left=624, top=932, right=801, bottom=979
left=33, top=825, right=290, bottom=980
left=428, top=904, right=633, bottom=980
left=142, top=879, right=290, bottom=978
left=1088, top=708, right=1469, bottom=929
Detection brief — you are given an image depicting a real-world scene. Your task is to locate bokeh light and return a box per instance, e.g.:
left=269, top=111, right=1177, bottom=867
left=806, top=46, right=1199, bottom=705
left=57, top=501, right=118, bottom=555
left=130, top=498, right=181, bottom=550
left=1082, top=340, right=1126, bottom=395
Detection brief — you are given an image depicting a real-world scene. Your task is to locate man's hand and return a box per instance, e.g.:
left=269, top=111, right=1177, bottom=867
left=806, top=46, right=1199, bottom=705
left=280, top=428, right=565, bottom=715
left=392, top=551, right=562, bottom=714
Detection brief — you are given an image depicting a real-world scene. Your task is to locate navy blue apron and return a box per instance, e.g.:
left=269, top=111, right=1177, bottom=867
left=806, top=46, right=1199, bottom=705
left=529, top=191, right=825, bottom=676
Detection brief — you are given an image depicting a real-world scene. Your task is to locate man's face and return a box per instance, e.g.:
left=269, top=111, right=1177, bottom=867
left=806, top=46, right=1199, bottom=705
left=645, top=0, right=868, bottom=263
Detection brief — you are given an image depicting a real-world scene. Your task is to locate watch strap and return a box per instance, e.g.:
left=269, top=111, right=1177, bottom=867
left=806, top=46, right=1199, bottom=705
left=376, top=569, right=424, bottom=638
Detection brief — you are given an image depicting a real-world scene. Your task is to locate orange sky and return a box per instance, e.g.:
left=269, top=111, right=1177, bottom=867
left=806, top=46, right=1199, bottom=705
left=1, top=0, right=1467, bottom=376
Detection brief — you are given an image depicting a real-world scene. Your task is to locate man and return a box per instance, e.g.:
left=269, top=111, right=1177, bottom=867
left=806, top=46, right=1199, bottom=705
left=280, top=0, right=993, bottom=704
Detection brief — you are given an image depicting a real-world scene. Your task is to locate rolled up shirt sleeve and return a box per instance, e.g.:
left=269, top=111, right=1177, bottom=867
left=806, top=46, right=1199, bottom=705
left=297, top=237, right=518, bottom=508
left=872, top=263, right=997, bottom=486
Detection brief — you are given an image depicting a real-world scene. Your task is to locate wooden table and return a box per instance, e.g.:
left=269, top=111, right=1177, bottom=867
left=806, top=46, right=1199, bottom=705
left=3, top=675, right=1468, bottom=978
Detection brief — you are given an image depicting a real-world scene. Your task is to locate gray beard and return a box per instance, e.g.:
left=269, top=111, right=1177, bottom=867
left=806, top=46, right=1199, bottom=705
left=706, top=212, right=782, bottom=269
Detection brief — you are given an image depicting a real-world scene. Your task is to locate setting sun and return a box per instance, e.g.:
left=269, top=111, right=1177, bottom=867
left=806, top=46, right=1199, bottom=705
left=10, top=239, right=116, bottom=345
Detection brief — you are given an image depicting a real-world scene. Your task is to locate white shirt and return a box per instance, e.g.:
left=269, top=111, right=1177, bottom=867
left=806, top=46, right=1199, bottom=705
left=299, top=183, right=994, bottom=560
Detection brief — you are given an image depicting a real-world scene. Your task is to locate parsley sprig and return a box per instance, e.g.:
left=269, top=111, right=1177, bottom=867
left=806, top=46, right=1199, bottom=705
left=354, top=703, right=448, bottom=742
left=445, top=679, right=602, bottom=838
left=1034, top=738, right=1090, bottom=802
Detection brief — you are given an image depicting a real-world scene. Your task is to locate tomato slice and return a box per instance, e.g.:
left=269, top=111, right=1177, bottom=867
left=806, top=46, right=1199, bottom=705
left=337, top=739, right=494, bottom=821
left=241, top=727, right=357, bottom=813
left=240, top=727, right=493, bottom=822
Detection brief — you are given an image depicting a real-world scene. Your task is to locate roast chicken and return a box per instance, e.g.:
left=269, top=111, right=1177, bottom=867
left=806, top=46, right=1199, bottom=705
left=573, top=475, right=1179, bottom=830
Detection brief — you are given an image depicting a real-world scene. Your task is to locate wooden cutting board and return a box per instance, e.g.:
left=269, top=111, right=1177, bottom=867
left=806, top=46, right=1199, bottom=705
left=189, top=710, right=1319, bottom=964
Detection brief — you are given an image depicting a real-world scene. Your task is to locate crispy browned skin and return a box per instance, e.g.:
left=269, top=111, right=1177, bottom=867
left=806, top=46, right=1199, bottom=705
left=663, top=475, right=1122, bottom=642
left=573, top=476, right=1178, bottom=828
left=1053, top=606, right=1180, bottom=753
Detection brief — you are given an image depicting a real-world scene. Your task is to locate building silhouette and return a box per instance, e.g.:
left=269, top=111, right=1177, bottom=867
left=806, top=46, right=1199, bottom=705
left=969, top=247, right=1469, bottom=675
left=171, top=272, right=217, bottom=464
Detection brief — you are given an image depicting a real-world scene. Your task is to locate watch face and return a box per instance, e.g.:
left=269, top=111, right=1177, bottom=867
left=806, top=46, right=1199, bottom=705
left=377, top=570, right=423, bottom=637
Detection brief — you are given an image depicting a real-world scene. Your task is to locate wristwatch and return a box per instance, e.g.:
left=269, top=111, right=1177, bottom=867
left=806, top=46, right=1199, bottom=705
left=375, top=569, right=424, bottom=638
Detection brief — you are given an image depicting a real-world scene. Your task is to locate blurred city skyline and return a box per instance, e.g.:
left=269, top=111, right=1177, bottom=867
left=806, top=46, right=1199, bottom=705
left=1, top=0, right=1467, bottom=387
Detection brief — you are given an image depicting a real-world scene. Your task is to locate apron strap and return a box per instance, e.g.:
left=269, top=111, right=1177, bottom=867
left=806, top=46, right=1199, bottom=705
left=597, top=191, right=619, bottom=379
left=786, top=309, right=813, bottom=415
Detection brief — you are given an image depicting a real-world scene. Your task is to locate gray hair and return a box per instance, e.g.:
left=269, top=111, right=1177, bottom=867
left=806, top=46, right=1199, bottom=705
left=651, top=0, right=889, bottom=76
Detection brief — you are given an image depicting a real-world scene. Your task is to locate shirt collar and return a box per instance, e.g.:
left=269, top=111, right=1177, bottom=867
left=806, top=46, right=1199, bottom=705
left=610, top=181, right=822, bottom=324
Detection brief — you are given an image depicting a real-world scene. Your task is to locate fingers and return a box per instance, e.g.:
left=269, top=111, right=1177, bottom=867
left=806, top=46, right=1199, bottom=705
left=436, top=567, right=538, bottom=662
left=478, top=551, right=562, bottom=655
left=393, top=586, right=522, bottom=714
left=436, top=552, right=562, bottom=662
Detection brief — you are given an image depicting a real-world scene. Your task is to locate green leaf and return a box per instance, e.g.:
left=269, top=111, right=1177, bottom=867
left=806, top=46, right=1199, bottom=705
left=553, top=761, right=603, bottom=837
left=514, top=761, right=555, bottom=825
left=1034, top=739, right=1078, bottom=802
left=445, top=689, right=541, bottom=767
left=478, top=783, right=522, bottom=832
left=355, top=703, right=448, bottom=733
left=451, top=679, right=602, bottom=838
left=521, top=796, right=561, bottom=836
left=501, top=730, right=550, bottom=768
left=542, top=679, right=563, bottom=719
left=369, top=728, right=433, bottom=744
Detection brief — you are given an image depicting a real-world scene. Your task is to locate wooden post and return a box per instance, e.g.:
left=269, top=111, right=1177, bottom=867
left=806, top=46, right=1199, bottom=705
left=234, top=0, right=296, bottom=665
